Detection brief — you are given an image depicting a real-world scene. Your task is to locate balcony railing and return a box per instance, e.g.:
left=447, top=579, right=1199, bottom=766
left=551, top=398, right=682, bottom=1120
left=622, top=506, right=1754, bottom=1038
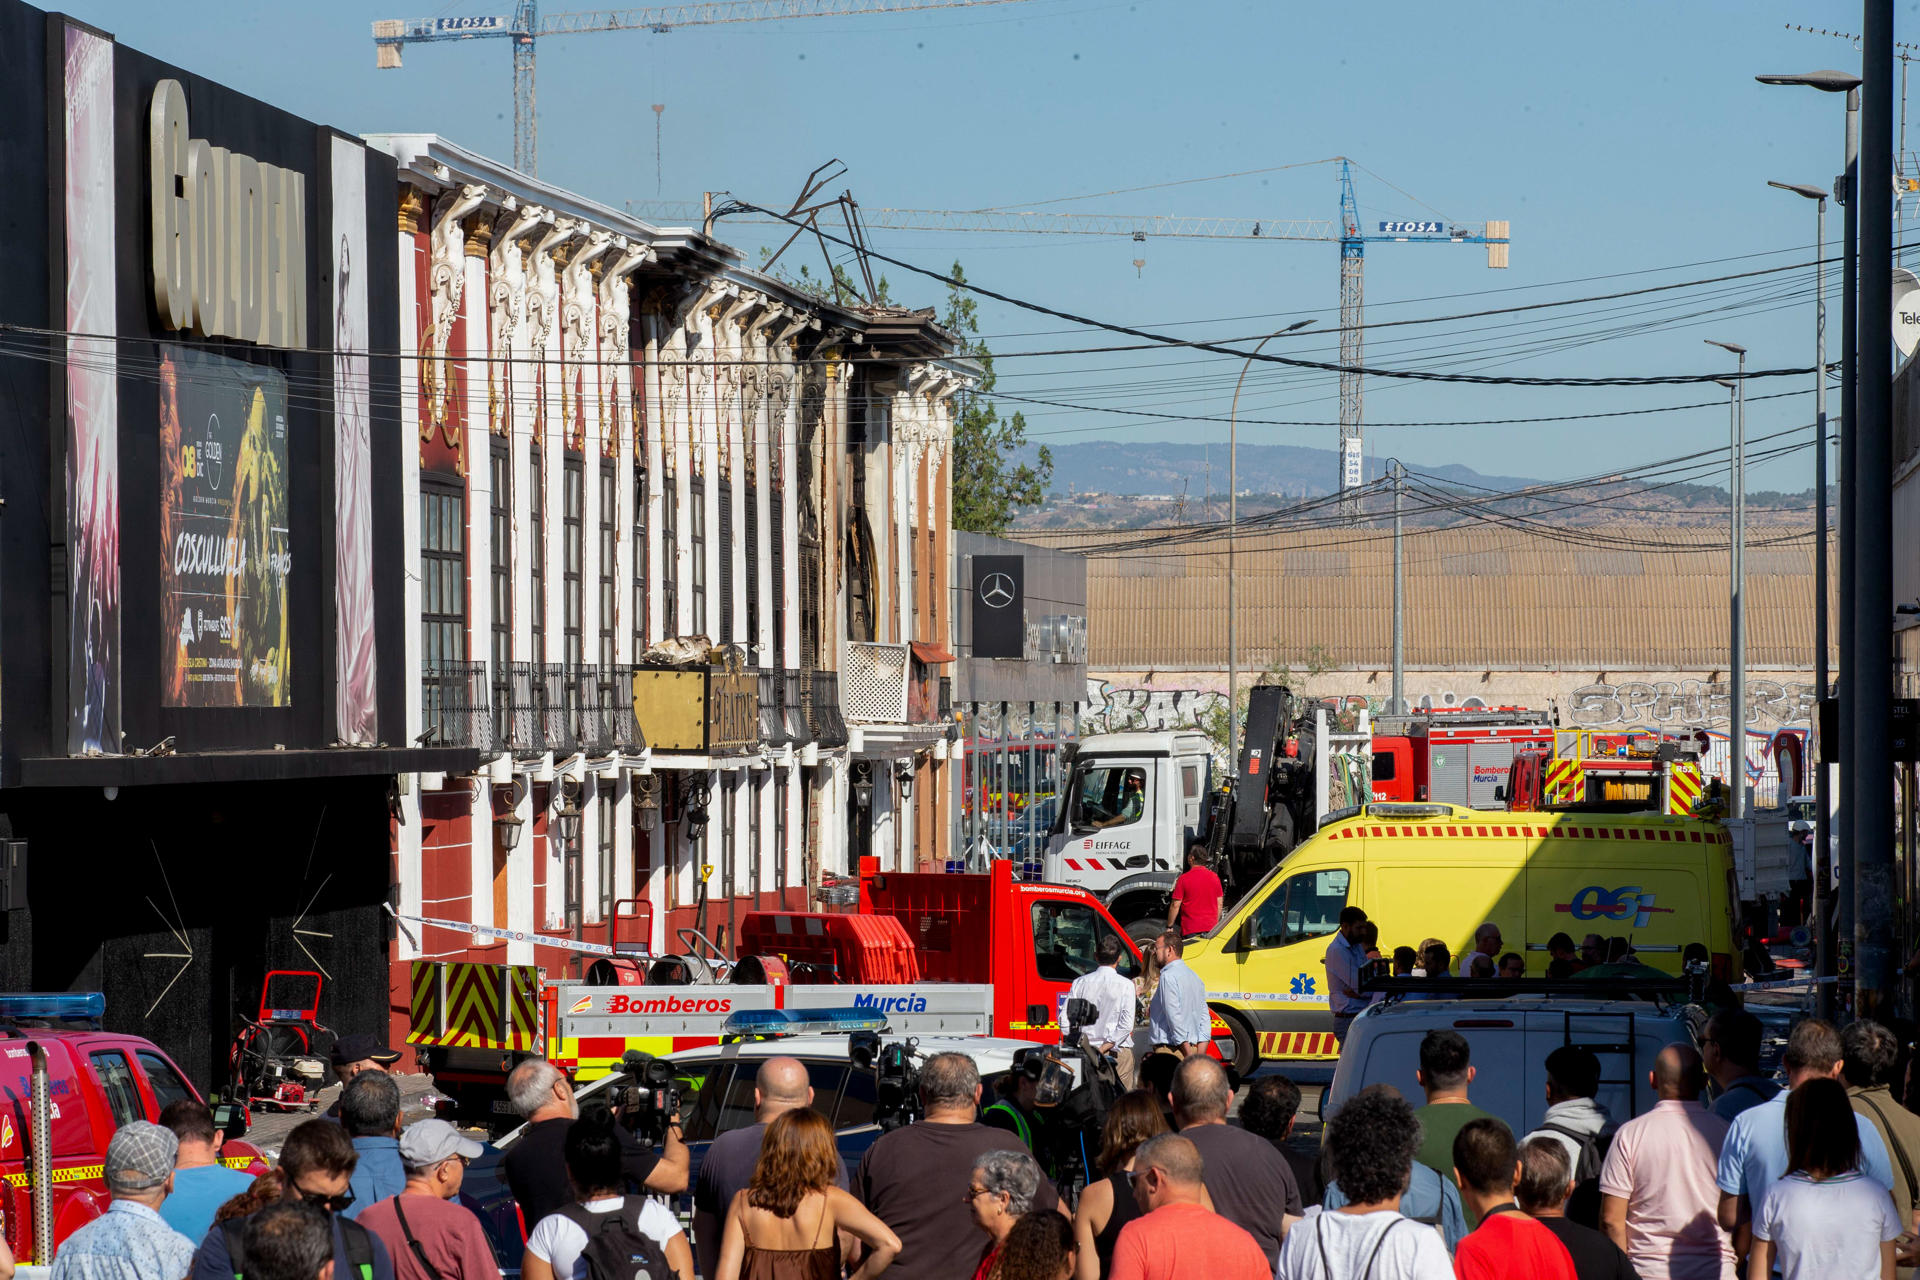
left=504, top=662, right=548, bottom=758
left=420, top=661, right=494, bottom=751
left=806, top=670, right=849, bottom=748
left=571, top=666, right=614, bottom=757
left=603, top=666, right=645, bottom=754
left=541, top=664, right=576, bottom=756
left=757, top=669, right=790, bottom=748
left=782, top=669, right=811, bottom=745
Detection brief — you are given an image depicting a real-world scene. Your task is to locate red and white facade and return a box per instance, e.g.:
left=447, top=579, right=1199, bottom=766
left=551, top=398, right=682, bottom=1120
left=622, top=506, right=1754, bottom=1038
left=370, top=135, right=970, bottom=1057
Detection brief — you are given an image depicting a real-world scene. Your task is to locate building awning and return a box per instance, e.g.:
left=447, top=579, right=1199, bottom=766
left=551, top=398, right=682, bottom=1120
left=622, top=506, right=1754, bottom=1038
left=911, top=642, right=956, bottom=665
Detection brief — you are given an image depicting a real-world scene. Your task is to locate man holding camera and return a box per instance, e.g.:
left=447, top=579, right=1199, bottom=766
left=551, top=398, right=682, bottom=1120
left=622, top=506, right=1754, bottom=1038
left=501, top=1058, right=689, bottom=1230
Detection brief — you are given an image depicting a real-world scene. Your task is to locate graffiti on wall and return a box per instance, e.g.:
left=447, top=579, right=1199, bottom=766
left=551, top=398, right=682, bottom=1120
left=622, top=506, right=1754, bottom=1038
left=1083, top=678, right=1226, bottom=733
left=1565, top=680, right=1815, bottom=729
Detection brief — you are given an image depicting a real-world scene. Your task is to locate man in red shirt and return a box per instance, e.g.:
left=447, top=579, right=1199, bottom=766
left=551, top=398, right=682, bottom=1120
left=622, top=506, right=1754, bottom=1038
left=1168, top=845, right=1225, bottom=938
left=1453, top=1117, right=1578, bottom=1280
left=1109, top=1133, right=1270, bottom=1280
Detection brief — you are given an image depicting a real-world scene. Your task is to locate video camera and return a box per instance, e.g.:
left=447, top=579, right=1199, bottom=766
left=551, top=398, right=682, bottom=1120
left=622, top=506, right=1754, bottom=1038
left=1021, top=998, right=1125, bottom=1196
left=852, top=1029, right=922, bottom=1132
left=612, top=1050, right=681, bottom=1143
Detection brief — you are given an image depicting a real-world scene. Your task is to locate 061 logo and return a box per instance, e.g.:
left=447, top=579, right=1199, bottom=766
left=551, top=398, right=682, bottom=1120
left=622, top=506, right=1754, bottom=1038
left=1554, top=884, right=1676, bottom=929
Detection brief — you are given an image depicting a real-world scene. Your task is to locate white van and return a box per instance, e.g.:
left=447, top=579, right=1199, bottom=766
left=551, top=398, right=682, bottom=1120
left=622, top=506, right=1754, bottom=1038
left=1323, top=994, right=1706, bottom=1135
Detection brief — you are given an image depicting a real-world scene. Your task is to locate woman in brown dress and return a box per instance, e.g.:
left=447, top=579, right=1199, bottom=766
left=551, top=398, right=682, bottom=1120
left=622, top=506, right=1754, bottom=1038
left=715, top=1108, right=901, bottom=1280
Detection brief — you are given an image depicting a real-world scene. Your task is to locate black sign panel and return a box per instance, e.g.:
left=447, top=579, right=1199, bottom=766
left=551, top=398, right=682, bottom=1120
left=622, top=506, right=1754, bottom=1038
left=972, top=555, right=1025, bottom=659
left=1894, top=699, right=1920, bottom=763
left=1819, top=697, right=1839, bottom=763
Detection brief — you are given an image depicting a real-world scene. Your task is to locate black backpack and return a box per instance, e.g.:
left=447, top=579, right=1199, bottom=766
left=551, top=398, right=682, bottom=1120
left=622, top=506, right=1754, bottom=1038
left=558, top=1198, right=674, bottom=1280
left=226, top=1213, right=375, bottom=1280
left=1537, top=1123, right=1611, bottom=1228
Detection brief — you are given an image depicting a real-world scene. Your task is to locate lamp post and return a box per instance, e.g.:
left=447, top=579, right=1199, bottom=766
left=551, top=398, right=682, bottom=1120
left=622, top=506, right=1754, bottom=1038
left=1226, top=318, right=1314, bottom=764
left=1707, top=341, right=1748, bottom=825
left=1755, top=67, right=1860, bottom=981
left=1768, top=178, right=1835, bottom=1009
left=555, top=784, right=584, bottom=974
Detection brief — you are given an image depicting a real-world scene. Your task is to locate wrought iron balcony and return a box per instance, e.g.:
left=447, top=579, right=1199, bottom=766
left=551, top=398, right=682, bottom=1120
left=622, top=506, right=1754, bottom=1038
left=504, top=661, right=548, bottom=758
left=782, top=668, right=811, bottom=745
left=603, top=666, right=645, bottom=754
left=420, top=661, right=494, bottom=751
left=757, top=669, right=790, bottom=747
left=570, top=666, right=614, bottom=757
left=541, top=664, right=577, bottom=756
left=805, top=669, right=849, bottom=748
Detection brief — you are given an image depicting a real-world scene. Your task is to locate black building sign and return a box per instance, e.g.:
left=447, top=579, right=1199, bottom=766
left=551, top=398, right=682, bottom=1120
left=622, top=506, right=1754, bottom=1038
left=972, top=555, right=1025, bottom=659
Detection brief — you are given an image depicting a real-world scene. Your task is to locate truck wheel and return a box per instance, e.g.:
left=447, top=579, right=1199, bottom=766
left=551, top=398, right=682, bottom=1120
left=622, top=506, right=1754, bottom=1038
left=1125, top=918, right=1164, bottom=948
left=1216, top=1009, right=1260, bottom=1079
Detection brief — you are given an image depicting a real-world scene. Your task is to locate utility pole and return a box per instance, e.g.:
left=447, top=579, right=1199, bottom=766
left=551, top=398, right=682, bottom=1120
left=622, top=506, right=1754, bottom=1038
left=1857, top=0, right=1897, bottom=1017
left=1392, top=459, right=1405, bottom=716
left=1708, top=341, right=1748, bottom=822
left=1841, top=85, right=1861, bottom=971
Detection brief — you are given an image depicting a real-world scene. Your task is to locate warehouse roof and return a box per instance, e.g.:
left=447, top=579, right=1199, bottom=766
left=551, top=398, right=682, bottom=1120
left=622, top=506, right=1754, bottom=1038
left=1015, top=523, right=1829, bottom=671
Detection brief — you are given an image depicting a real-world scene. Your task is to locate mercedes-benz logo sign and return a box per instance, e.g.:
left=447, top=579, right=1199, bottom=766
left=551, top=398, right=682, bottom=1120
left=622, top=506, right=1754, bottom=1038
left=979, top=573, right=1016, bottom=608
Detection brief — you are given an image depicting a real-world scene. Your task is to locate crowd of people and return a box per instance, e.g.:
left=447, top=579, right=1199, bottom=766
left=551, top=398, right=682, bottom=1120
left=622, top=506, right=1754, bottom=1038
left=32, top=903, right=1920, bottom=1280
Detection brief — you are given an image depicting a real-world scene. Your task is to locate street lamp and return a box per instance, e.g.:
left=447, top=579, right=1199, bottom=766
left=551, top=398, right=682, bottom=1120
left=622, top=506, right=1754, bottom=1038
left=1768, top=177, right=1834, bottom=996
left=1706, top=339, right=1748, bottom=824
left=1756, top=68, right=1859, bottom=1003
left=1226, top=318, right=1315, bottom=764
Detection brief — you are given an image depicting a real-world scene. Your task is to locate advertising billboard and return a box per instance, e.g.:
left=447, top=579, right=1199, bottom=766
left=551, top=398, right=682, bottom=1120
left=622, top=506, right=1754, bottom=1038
left=159, top=348, right=291, bottom=707
left=332, top=136, right=378, bottom=743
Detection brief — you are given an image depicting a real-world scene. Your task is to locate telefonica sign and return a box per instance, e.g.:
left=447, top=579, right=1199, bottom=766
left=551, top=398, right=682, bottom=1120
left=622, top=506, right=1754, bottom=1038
left=148, top=79, right=308, bottom=347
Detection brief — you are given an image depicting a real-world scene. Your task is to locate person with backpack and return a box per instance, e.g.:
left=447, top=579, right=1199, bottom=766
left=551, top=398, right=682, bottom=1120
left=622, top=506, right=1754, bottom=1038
left=713, top=1108, right=899, bottom=1280
left=1275, top=1086, right=1453, bottom=1280
left=521, top=1107, right=693, bottom=1280
left=190, top=1119, right=397, bottom=1280
left=1522, top=1047, right=1613, bottom=1229
left=1842, top=1020, right=1920, bottom=1276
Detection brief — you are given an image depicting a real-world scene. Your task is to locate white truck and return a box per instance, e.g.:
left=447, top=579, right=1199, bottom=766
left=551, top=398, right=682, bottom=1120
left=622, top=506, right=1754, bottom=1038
left=1043, top=689, right=1373, bottom=941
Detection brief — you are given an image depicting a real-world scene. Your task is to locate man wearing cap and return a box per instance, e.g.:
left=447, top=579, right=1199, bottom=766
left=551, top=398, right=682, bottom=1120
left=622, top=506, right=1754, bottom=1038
left=51, top=1121, right=195, bottom=1280
left=355, top=1120, right=496, bottom=1280
left=325, top=1033, right=402, bottom=1120
left=191, top=1119, right=396, bottom=1280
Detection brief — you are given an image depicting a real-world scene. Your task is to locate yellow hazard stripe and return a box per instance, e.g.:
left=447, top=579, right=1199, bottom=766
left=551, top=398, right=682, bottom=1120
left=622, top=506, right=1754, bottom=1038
left=3, top=1164, right=103, bottom=1188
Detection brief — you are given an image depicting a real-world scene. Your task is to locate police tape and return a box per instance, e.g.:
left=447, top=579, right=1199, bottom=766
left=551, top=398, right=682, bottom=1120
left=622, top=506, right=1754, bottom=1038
left=383, top=905, right=649, bottom=958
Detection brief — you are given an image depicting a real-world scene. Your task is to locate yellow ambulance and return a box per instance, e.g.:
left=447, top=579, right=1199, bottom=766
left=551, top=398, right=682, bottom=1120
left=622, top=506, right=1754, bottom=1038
left=1184, top=801, right=1740, bottom=1075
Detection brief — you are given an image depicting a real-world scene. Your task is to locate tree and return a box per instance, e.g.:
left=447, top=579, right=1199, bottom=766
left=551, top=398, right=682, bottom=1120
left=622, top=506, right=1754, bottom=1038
left=1197, top=644, right=1338, bottom=763
left=944, top=263, right=1051, bottom=533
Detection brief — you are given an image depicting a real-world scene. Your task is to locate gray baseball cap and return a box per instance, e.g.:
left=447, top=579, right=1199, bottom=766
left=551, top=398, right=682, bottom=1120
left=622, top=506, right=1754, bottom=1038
left=398, top=1119, right=484, bottom=1171
left=105, top=1121, right=178, bottom=1193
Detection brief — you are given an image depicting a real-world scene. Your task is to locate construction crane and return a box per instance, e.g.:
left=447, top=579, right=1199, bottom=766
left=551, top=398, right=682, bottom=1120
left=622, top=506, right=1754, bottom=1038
left=372, top=0, right=1035, bottom=175
left=643, top=158, right=1509, bottom=507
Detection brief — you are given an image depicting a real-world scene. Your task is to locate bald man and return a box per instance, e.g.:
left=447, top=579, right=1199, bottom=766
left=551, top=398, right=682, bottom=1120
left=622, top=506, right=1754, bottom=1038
left=1168, top=1055, right=1300, bottom=1269
left=1597, top=1044, right=1736, bottom=1280
left=692, top=1057, right=843, bottom=1279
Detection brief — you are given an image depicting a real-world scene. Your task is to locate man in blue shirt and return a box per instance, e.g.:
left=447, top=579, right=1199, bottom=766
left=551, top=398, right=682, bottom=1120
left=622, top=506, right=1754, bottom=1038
left=192, top=1119, right=396, bottom=1280
left=1324, top=906, right=1372, bottom=1043
left=1716, top=1018, right=1894, bottom=1271
left=1147, top=929, right=1211, bottom=1057
left=158, top=1100, right=255, bottom=1247
left=338, top=1071, right=406, bottom=1218
left=1702, top=1009, right=1781, bottom=1121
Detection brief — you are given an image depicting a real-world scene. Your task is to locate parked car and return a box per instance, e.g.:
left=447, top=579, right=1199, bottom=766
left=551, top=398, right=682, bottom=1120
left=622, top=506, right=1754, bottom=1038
left=462, top=1032, right=1052, bottom=1275
left=1322, top=992, right=1706, bottom=1136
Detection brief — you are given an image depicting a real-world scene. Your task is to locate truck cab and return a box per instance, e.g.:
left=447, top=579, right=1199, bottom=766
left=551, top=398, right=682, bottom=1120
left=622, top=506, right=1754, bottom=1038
left=1043, top=731, right=1215, bottom=940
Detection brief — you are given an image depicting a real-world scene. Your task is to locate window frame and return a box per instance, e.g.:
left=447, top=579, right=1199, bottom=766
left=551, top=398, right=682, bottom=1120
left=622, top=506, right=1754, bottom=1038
left=530, top=447, right=545, bottom=660
left=599, top=460, right=617, bottom=673
left=90, top=1050, right=145, bottom=1127
left=563, top=455, right=585, bottom=669
left=689, top=470, right=708, bottom=634
left=1245, top=867, right=1352, bottom=952
left=1029, top=900, right=1139, bottom=983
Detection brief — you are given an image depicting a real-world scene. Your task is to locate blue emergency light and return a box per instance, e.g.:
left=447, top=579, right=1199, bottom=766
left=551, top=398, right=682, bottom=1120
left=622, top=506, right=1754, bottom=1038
left=0, top=992, right=105, bottom=1024
left=721, top=1008, right=888, bottom=1037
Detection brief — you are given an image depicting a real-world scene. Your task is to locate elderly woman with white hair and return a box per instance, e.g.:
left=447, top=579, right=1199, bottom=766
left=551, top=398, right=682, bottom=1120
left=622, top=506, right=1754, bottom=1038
left=968, top=1148, right=1043, bottom=1280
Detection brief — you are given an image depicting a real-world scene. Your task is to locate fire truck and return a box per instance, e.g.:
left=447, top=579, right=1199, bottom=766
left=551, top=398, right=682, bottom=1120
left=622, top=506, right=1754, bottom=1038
left=1507, top=745, right=1706, bottom=815
left=0, top=993, right=268, bottom=1266
left=1369, top=708, right=1557, bottom=807
left=410, top=859, right=1148, bottom=1133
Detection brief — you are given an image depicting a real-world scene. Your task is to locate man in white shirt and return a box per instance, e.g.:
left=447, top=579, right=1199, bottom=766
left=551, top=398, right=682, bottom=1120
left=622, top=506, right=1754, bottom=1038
left=1457, top=922, right=1504, bottom=977
left=1064, top=933, right=1140, bottom=1086
left=1324, top=906, right=1372, bottom=1044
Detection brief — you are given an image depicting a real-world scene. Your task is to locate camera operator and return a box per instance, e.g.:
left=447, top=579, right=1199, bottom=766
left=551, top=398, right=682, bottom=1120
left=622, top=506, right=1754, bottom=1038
left=983, top=1062, right=1047, bottom=1160
left=1063, top=934, right=1141, bottom=1089
left=501, top=1058, right=688, bottom=1230
left=855, top=1052, right=1061, bottom=1280
left=692, top=1056, right=848, bottom=1280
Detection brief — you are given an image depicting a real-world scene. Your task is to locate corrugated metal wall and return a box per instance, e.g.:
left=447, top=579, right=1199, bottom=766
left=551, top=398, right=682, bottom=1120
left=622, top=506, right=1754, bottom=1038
left=1019, top=525, right=1832, bottom=671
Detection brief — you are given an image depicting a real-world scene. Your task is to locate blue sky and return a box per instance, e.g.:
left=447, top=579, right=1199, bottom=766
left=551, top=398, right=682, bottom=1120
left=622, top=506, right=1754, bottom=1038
left=61, top=0, right=1892, bottom=491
